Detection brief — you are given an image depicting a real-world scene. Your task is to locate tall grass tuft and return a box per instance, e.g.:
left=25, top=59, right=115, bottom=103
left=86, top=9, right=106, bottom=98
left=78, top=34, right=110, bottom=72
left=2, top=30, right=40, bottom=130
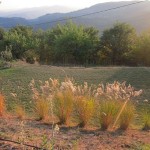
left=34, top=97, right=50, bottom=120
left=99, top=100, right=119, bottom=130
left=119, top=102, right=135, bottom=130
left=0, top=93, right=5, bottom=116
left=54, top=90, right=74, bottom=125
left=142, top=110, right=150, bottom=130
left=15, top=105, right=26, bottom=120
left=74, top=96, right=95, bottom=128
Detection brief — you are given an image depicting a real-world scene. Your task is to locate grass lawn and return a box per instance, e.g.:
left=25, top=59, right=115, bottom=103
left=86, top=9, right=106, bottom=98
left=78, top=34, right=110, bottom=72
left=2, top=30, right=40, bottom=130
left=0, top=61, right=150, bottom=112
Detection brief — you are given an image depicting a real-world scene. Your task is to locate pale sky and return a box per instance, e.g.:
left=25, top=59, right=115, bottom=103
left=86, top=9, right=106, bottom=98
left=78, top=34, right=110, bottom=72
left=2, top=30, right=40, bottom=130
left=0, top=0, right=136, bottom=11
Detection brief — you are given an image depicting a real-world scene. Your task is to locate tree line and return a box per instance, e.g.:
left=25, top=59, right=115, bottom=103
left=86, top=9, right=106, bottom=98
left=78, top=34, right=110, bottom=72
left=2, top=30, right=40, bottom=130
left=0, top=21, right=150, bottom=66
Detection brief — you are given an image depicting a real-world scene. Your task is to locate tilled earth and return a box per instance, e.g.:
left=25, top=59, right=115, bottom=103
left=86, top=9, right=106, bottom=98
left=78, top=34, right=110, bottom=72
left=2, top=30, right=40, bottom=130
left=0, top=117, right=150, bottom=150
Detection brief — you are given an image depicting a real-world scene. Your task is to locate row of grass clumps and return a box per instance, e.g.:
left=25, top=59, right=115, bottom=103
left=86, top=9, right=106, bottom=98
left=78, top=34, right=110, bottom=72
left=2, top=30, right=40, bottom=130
left=1, top=78, right=149, bottom=131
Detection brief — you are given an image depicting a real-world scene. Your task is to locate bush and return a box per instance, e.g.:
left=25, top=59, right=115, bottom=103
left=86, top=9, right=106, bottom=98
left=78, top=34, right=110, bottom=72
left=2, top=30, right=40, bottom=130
left=0, top=47, right=13, bottom=62
left=0, top=59, right=11, bottom=69
left=99, top=100, right=119, bottom=130
left=74, top=96, right=95, bottom=127
left=119, top=102, right=135, bottom=130
left=0, top=93, right=5, bottom=116
left=54, top=90, right=73, bottom=125
left=23, top=49, right=38, bottom=64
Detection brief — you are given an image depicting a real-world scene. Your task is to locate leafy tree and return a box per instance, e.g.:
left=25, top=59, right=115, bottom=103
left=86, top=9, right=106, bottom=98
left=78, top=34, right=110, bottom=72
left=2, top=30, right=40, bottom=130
left=4, top=25, right=39, bottom=59
left=0, top=28, right=6, bottom=51
left=53, top=22, right=100, bottom=65
left=99, top=23, right=136, bottom=65
left=132, top=31, right=150, bottom=66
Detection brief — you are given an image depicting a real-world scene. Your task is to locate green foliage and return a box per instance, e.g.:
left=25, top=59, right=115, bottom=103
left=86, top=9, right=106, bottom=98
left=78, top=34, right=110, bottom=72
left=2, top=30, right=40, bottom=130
left=0, top=45, right=13, bottom=61
left=39, top=21, right=99, bottom=65
left=4, top=25, right=39, bottom=59
left=0, top=22, right=150, bottom=66
left=99, top=23, right=136, bottom=65
left=132, top=31, right=150, bottom=66
left=0, top=28, right=4, bottom=41
left=23, top=49, right=38, bottom=64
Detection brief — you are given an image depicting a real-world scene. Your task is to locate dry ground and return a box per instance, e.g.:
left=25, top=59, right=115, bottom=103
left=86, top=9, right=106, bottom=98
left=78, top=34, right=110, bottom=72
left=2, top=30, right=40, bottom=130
left=0, top=116, right=150, bottom=150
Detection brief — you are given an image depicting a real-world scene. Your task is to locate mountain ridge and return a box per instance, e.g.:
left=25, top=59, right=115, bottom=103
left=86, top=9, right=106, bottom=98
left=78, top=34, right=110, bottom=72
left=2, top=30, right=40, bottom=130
left=0, top=1, right=150, bottom=32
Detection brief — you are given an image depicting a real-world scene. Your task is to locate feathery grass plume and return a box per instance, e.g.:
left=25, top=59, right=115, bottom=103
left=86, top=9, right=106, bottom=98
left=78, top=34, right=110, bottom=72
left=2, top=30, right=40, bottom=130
left=74, top=82, right=96, bottom=98
left=0, top=93, right=5, bottom=116
left=30, top=79, right=52, bottom=120
left=15, top=105, right=26, bottom=120
left=54, top=90, right=74, bottom=125
left=119, top=102, right=135, bottom=130
left=142, top=110, right=150, bottom=130
left=95, top=81, right=142, bottom=101
left=74, top=96, right=95, bottom=128
left=99, top=100, right=119, bottom=130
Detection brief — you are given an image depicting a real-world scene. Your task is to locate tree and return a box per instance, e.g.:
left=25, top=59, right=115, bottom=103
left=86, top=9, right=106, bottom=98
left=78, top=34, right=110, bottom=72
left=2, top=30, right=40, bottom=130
left=99, top=23, right=136, bottom=65
left=0, top=28, right=5, bottom=51
left=132, top=31, right=150, bottom=66
left=4, top=25, right=39, bottom=59
left=53, top=21, right=100, bottom=65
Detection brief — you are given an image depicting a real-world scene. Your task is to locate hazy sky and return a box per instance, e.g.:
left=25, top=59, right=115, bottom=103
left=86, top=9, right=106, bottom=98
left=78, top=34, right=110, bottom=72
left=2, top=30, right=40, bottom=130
left=0, top=0, right=136, bottom=11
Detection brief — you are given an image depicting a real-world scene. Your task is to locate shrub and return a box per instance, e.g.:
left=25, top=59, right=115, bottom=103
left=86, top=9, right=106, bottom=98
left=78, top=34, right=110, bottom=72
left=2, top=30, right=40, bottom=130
left=99, top=100, right=119, bottom=130
left=0, top=93, right=5, bottom=116
left=23, top=49, right=38, bottom=64
left=54, top=90, right=73, bottom=125
left=142, top=110, right=150, bottom=130
left=74, top=96, right=95, bottom=127
left=0, top=47, right=13, bottom=61
left=0, top=59, right=11, bottom=69
left=119, top=102, right=135, bottom=130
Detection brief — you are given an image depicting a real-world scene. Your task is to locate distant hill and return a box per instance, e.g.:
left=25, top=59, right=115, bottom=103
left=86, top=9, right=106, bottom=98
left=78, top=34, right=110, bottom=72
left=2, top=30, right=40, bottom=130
left=0, top=6, right=76, bottom=19
left=0, top=1, right=150, bottom=32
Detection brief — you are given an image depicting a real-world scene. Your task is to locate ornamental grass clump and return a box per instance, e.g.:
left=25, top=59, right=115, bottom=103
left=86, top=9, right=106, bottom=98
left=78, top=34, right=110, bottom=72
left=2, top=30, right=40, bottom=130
left=142, top=110, right=150, bottom=130
left=30, top=79, right=54, bottom=120
left=95, top=81, right=142, bottom=130
left=74, top=96, right=95, bottom=128
left=54, top=90, right=74, bottom=125
left=0, top=93, right=5, bottom=116
left=119, top=102, right=135, bottom=130
left=99, top=100, right=119, bottom=130
left=15, top=105, right=26, bottom=120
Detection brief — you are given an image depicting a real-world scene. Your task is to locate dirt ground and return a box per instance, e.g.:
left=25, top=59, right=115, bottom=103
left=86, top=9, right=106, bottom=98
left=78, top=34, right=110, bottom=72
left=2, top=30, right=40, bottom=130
left=0, top=116, right=150, bottom=150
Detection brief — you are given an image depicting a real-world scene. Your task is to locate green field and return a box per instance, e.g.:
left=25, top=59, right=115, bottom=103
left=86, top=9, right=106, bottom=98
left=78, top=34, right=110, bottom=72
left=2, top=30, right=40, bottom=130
left=0, top=62, right=150, bottom=111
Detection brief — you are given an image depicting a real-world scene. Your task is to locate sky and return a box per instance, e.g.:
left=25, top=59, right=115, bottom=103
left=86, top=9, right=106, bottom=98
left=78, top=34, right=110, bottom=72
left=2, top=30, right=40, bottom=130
left=0, top=0, right=136, bottom=11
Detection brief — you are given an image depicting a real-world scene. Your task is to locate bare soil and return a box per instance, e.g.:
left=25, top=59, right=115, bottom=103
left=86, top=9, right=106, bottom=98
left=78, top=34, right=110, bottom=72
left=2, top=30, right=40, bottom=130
left=0, top=116, right=150, bottom=150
